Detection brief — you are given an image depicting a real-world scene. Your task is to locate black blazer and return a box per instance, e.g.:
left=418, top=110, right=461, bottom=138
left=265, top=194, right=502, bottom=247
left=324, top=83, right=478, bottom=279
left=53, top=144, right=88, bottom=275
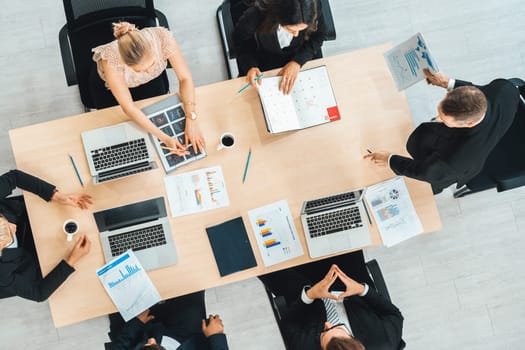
left=390, top=79, right=520, bottom=194
left=0, top=170, right=75, bottom=301
left=282, top=288, right=404, bottom=350
left=110, top=318, right=229, bottom=350
left=234, top=4, right=327, bottom=75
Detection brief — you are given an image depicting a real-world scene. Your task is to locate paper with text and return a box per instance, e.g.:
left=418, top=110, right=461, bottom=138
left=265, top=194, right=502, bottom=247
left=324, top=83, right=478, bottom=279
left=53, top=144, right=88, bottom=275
left=365, top=177, right=423, bottom=247
left=97, top=250, right=161, bottom=322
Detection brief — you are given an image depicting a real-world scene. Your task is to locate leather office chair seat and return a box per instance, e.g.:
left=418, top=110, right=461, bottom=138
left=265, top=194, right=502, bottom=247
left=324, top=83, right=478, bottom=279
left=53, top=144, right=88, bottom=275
left=264, top=252, right=406, bottom=350
left=59, top=0, right=170, bottom=110
left=216, top=0, right=337, bottom=79
left=454, top=78, right=525, bottom=198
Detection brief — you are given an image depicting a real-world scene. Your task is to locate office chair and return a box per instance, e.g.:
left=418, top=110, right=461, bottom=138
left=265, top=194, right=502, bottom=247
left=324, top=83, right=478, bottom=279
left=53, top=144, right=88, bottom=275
left=216, top=0, right=337, bottom=79
left=59, top=0, right=170, bottom=110
left=264, top=253, right=406, bottom=350
left=454, top=78, right=525, bottom=198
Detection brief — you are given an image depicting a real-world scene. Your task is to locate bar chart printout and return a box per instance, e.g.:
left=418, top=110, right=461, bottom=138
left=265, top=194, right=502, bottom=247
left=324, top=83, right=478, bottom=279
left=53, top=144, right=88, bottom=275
left=97, top=250, right=161, bottom=321
left=248, top=200, right=304, bottom=266
left=384, top=32, right=439, bottom=91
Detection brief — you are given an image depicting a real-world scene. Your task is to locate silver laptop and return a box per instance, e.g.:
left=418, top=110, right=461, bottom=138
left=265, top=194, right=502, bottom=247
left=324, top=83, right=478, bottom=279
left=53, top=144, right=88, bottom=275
left=81, top=121, right=157, bottom=184
left=300, top=189, right=372, bottom=258
left=94, top=197, right=178, bottom=271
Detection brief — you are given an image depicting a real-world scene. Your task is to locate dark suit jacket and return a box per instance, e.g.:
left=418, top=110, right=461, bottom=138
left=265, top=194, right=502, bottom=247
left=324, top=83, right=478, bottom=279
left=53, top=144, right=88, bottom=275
left=283, top=288, right=404, bottom=350
left=0, top=170, right=75, bottom=301
left=110, top=318, right=229, bottom=350
left=234, top=5, right=327, bottom=75
left=390, top=79, right=520, bottom=193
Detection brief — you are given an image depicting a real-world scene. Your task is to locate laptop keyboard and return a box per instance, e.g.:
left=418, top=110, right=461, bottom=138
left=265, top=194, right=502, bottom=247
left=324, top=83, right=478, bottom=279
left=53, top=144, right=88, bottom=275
left=304, top=191, right=359, bottom=211
left=306, top=206, right=363, bottom=238
left=91, top=138, right=149, bottom=171
left=108, top=224, right=167, bottom=257
left=148, top=105, right=206, bottom=172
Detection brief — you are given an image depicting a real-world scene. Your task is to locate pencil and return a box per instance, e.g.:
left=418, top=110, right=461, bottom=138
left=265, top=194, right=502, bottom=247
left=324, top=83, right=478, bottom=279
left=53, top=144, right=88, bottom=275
left=362, top=201, right=372, bottom=225
left=68, top=154, right=84, bottom=187
left=242, top=147, right=252, bottom=183
left=237, top=74, right=263, bottom=94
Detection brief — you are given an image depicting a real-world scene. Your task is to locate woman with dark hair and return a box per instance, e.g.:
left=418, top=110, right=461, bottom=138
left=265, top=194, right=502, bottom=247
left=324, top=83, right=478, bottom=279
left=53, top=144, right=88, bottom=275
left=234, top=0, right=327, bottom=94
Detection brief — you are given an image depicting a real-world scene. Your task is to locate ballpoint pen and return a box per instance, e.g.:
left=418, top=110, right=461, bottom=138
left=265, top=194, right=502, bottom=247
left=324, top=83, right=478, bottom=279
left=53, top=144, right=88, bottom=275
left=68, top=154, right=84, bottom=187
left=237, top=74, right=264, bottom=93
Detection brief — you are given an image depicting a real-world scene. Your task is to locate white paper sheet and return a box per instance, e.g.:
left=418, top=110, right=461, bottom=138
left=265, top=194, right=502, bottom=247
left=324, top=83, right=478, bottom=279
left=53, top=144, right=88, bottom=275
left=365, top=177, right=423, bottom=247
left=247, top=200, right=304, bottom=266
left=97, top=250, right=161, bottom=322
left=384, top=32, right=439, bottom=91
left=164, top=166, right=230, bottom=217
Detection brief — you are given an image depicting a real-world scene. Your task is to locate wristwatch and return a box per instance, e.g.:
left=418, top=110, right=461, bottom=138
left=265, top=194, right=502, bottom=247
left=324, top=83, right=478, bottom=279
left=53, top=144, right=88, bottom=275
left=188, top=111, right=198, bottom=120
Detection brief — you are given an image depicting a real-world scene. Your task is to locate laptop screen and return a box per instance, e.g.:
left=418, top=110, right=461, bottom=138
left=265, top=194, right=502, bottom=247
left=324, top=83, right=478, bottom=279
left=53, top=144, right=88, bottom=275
left=94, top=197, right=167, bottom=232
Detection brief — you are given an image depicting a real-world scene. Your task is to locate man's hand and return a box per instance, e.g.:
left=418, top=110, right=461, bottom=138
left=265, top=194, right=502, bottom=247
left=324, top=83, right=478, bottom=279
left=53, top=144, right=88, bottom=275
left=363, top=151, right=391, bottom=167
left=184, top=118, right=206, bottom=154
left=333, top=264, right=365, bottom=300
left=137, top=309, right=155, bottom=324
left=277, top=61, right=300, bottom=95
left=246, top=67, right=263, bottom=89
left=423, top=69, right=450, bottom=89
left=202, top=315, right=225, bottom=337
left=66, top=234, right=91, bottom=267
left=52, top=191, right=93, bottom=210
left=306, top=265, right=338, bottom=300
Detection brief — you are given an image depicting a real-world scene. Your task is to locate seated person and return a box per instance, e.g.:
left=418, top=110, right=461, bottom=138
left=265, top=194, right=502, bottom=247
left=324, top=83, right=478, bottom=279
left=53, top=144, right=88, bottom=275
left=91, top=22, right=205, bottom=156
left=234, top=0, right=327, bottom=94
left=365, top=69, right=522, bottom=194
left=260, top=262, right=404, bottom=350
left=0, top=169, right=92, bottom=301
left=109, top=290, right=229, bottom=349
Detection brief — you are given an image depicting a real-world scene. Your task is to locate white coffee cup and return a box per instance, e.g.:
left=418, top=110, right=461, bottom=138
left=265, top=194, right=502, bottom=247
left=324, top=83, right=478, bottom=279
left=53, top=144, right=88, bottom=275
left=63, top=219, right=79, bottom=242
left=216, top=132, right=235, bottom=151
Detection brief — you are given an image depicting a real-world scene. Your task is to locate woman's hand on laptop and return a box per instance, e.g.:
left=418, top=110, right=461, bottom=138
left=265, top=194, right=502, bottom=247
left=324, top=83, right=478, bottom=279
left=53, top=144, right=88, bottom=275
left=52, top=191, right=93, bottom=210
left=164, top=137, right=189, bottom=157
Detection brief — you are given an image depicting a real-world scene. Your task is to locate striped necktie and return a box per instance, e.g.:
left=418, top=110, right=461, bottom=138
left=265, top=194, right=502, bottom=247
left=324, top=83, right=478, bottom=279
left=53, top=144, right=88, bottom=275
left=322, top=298, right=341, bottom=325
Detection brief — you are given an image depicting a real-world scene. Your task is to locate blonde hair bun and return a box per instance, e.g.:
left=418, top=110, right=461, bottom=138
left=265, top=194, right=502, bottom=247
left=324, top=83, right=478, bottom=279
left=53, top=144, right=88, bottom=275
left=113, top=22, right=137, bottom=39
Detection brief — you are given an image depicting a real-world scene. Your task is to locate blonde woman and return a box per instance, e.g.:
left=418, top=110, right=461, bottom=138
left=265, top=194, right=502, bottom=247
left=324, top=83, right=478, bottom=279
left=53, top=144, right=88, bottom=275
left=91, top=22, right=204, bottom=156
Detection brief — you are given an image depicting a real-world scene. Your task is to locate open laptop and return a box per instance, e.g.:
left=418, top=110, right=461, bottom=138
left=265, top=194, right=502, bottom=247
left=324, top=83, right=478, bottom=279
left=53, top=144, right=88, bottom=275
left=81, top=121, right=157, bottom=184
left=94, top=197, right=178, bottom=271
left=300, top=189, right=372, bottom=258
left=141, top=95, right=206, bottom=173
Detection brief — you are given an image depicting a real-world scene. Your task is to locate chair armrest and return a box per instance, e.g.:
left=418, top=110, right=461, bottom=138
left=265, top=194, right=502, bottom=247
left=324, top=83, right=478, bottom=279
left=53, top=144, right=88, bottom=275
left=366, top=259, right=391, bottom=302
left=59, top=24, right=78, bottom=86
left=217, top=1, right=236, bottom=59
left=496, top=169, right=525, bottom=192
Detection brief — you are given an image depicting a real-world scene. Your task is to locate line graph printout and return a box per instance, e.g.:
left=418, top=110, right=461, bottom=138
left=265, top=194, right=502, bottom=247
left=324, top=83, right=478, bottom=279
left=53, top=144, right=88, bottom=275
left=97, top=250, right=161, bottom=321
left=364, top=177, right=423, bottom=247
left=384, top=32, right=439, bottom=91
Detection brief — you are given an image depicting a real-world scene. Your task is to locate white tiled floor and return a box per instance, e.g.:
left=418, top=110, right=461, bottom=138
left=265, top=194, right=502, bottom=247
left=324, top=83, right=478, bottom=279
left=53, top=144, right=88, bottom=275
left=1, top=0, right=524, bottom=349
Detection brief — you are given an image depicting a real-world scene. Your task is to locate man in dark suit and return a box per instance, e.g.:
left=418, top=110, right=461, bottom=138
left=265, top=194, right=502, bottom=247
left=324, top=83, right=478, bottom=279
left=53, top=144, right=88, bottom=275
left=365, top=70, right=521, bottom=194
left=0, top=169, right=92, bottom=301
left=260, top=255, right=404, bottom=350
left=109, top=291, right=229, bottom=350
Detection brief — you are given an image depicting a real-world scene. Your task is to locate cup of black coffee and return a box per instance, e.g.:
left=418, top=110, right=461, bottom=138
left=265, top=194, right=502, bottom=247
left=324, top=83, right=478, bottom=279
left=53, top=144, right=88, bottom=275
left=216, top=132, right=235, bottom=151
left=63, top=219, right=79, bottom=242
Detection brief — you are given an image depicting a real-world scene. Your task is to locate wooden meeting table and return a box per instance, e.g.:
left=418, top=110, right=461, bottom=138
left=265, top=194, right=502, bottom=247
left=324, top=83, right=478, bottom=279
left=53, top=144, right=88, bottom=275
left=9, top=43, right=441, bottom=327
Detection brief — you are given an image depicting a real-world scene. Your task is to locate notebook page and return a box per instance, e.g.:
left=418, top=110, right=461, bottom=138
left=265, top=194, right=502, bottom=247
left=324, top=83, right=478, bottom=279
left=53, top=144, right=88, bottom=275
left=258, top=77, right=301, bottom=133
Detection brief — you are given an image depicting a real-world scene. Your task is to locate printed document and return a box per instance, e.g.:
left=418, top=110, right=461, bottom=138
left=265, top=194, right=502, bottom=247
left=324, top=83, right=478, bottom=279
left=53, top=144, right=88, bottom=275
left=97, top=250, right=161, bottom=321
left=247, top=200, right=304, bottom=266
left=364, top=177, right=423, bottom=247
left=164, top=166, right=230, bottom=217
left=384, top=32, right=439, bottom=91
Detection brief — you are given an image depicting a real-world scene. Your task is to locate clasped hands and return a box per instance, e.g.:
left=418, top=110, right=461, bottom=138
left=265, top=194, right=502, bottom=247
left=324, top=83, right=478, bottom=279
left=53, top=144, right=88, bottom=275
left=306, top=264, right=365, bottom=301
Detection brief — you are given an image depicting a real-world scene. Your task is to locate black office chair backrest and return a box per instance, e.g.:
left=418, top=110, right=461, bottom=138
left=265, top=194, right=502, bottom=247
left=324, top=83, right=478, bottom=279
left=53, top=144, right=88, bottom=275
left=60, top=0, right=168, bottom=108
